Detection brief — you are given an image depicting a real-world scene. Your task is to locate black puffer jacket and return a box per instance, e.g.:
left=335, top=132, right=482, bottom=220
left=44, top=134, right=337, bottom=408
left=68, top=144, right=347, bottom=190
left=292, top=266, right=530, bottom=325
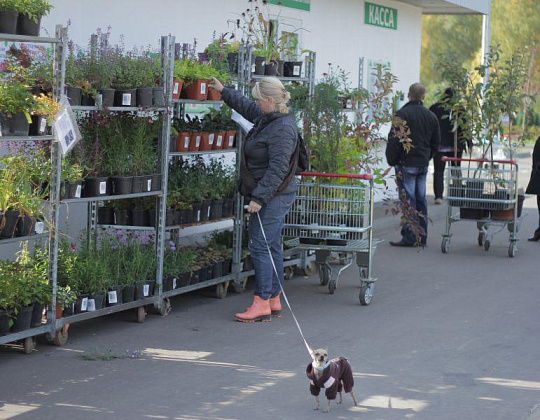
left=221, top=87, right=298, bottom=205
left=386, top=100, right=440, bottom=167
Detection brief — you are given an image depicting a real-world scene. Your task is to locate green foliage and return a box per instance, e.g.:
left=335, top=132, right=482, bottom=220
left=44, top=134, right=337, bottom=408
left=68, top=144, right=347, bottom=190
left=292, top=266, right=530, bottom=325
left=0, top=0, right=22, bottom=12
left=17, top=0, right=52, bottom=21
left=0, top=80, right=35, bottom=115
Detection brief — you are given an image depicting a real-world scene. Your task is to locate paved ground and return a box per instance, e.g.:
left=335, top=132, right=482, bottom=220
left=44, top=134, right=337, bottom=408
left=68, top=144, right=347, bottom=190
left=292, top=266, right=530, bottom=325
left=1, top=151, right=540, bottom=420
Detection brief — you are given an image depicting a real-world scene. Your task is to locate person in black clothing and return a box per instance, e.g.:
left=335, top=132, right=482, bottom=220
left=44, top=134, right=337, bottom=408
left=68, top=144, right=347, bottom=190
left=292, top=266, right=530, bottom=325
left=386, top=83, right=440, bottom=246
left=429, top=88, right=472, bottom=204
left=526, top=135, right=540, bottom=241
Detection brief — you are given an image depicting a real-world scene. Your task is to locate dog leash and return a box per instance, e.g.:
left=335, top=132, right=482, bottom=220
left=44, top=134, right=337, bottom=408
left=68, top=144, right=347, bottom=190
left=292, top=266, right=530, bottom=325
left=254, top=211, right=314, bottom=357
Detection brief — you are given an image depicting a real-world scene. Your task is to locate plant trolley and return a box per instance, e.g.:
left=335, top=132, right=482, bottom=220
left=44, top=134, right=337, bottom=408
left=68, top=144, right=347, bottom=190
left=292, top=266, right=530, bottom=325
left=282, top=172, right=382, bottom=305
left=441, top=157, right=524, bottom=257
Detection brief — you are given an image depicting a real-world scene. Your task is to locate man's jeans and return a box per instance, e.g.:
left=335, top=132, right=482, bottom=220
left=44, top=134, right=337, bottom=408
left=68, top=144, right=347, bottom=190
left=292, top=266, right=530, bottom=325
left=396, top=165, right=428, bottom=245
left=249, top=192, right=295, bottom=300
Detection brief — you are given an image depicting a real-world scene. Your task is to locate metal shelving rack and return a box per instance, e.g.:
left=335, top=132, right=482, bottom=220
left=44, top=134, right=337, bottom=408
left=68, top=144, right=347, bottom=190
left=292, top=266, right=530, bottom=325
left=0, top=25, right=67, bottom=353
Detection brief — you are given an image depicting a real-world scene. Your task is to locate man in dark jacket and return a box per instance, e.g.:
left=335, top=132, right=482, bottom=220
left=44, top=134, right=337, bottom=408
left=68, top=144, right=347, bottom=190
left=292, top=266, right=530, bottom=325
left=429, top=88, right=472, bottom=204
left=386, top=83, right=440, bottom=246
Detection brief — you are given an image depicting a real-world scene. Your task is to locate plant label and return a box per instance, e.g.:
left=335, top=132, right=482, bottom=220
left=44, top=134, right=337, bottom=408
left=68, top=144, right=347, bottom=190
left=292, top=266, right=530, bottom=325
left=173, top=278, right=177, bottom=289
left=228, top=135, right=234, bottom=147
left=99, top=181, right=107, bottom=195
left=147, top=179, right=152, bottom=192
left=346, top=99, right=352, bottom=109
left=87, top=299, right=96, bottom=311
left=209, top=133, right=215, bottom=145
left=55, top=98, right=82, bottom=156
left=195, top=136, right=201, bottom=147
left=184, top=136, right=190, bottom=149
left=173, top=82, right=179, bottom=95
left=39, top=117, right=47, bottom=134
left=143, top=284, right=150, bottom=297
left=122, top=93, right=132, bottom=106
left=293, top=65, right=301, bottom=76
left=197, top=210, right=201, bottom=222
left=35, top=221, right=44, bottom=234
left=200, top=83, right=207, bottom=95
left=207, top=206, right=211, bottom=218
left=217, top=135, right=223, bottom=147
left=75, top=184, right=82, bottom=198
left=97, top=93, right=103, bottom=106
left=81, top=297, right=88, bottom=311
left=251, top=64, right=256, bottom=73
left=108, top=291, right=118, bottom=304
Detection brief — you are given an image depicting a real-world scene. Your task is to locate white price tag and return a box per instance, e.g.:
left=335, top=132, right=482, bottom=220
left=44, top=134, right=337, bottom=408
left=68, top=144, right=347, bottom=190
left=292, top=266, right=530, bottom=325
left=293, top=65, right=301, bottom=76
left=35, top=221, right=44, bottom=234
left=251, top=64, right=256, bottom=72
left=196, top=210, right=201, bottom=222
left=346, top=99, right=352, bottom=109
left=99, top=181, right=107, bottom=195
left=55, top=98, right=82, bottom=156
left=200, top=83, right=207, bottom=95
left=87, top=299, right=96, bottom=312
left=97, top=93, right=103, bottom=105
left=173, top=278, right=177, bottom=289
left=39, top=117, right=47, bottom=133
left=195, top=136, right=201, bottom=147
left=209, top=134, right=215, bottom=145
left=143, top=284, right=150, bottom=297
left=228, top=135, right=234, bottom=147
left=108, top=291, right=118, bottom=304
left=122, top=93, right=132, bottom=106
left=81, top=297, right=88, bottom=311
left=217, top=135, right=223, bottom=146
left=207, top=206, right=211, bottom=218
left=147, top=179, right=152, bottom=191
left=75, top=184, right=82, bottom=198
left=173, top=82, right=179, bottom=94
left=184, top=136, right=190, bottom=148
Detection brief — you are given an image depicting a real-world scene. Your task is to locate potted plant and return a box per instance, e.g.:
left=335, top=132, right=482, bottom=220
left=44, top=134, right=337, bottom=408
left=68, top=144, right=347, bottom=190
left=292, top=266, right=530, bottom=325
left=133, top=53, right=159, bottom=107
left=112, top=54, right=139, bottom=107
left=15, top=0, right=52, bottom=36
left=0, top=79, right=35, bottom=136
left=0, top=260, right=16, bottom=335
left=0, top=0, right=21, bottom=34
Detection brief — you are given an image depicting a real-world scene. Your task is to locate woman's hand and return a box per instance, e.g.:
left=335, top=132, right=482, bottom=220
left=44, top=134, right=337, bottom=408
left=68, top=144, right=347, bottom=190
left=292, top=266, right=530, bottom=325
left=209, top=77, right=224, bottom=93
left=247, top=200, right=262, bottom=213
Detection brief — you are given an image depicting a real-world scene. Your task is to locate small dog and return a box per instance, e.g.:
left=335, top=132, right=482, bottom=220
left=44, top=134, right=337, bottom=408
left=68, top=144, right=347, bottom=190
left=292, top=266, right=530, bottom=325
left=306, top=348, right=358, bottom=413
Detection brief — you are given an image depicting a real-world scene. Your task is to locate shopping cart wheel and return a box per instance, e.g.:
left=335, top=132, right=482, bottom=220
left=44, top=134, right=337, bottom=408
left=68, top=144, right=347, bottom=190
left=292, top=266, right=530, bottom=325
left=136, top=306, right=147, bottom=323
left=441, top=238, right=450, bottom=253
left=216, top=282, right=229, bottom=299
left=302, top=261, right=317, bottom=276
left=328, top=279, right=336, bottom=294
left=160, top=298, right=171, bottom=316
left=23, top=337, right=36, bottom=354
left=53, top=329, right=68, bottom=346
left=319, top=265, right=330, bottom=286
left=284, top=266, right=294, bottom=280
left=359, top=283, right=374, bottom=306
left=484, top=239, right=491, bottom=251
left=478, top=232, right=485, bottom=246
left=508, top=242, right=517, bottom=258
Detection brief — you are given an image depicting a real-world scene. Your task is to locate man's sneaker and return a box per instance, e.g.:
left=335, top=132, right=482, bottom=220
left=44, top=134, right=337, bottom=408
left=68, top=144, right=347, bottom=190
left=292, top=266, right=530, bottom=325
left=434, top=198, right=443, bottom=205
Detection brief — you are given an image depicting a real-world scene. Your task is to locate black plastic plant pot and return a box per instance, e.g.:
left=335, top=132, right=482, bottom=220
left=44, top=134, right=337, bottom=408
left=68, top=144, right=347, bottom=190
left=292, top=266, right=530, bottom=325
left=0, top=11, right=18, bottom=34
left=12, top=305, right=34, bottom=332
left=212, top=261, right=223, bottom=279
left=153, top=87, right=165, bottom=107
left=136, top=87, right=154, bottom=107
left=131, top=175, right=146, bottom=193
left=16, top=13, right=40, bottom=36
left=190, top=270, right=200, bottom=285
left=191, top=202, right=203, bottom=223
left=254, top=56, right=265, bottom=75
left=326, top=239, right=348, bottom=246
left=61, top=180, right=83, bottom=199
left=178, top=272, right=191, bottom=288
left=122, top=286, right=136, bottom=303
left=209, top=199, right=224, bottom=220
left=107, top=286, right=123, bottom=306
left=135, top=282, right=151, bottom=300
left=110, top=176, right=133, bottom=195
left=277, top=60, right=285, bottom=76
left=222, top=259, right=233, bottom=275
left=0, top=210, right=20, bottom=239
left=200, top=200, right=211, bottom=222
left=166, top=209, right=175, bottom=226
left=0, top=112, right=30, bottom=136
left=0, top=311, right=11, bottom=336
left=180, top=208, right=192, bottom=225
left=97, top=207, right=114, bottom=225
left=30, top=303, right=45, bottom=328
left=16, top=214, right=35, bottom=237
left=83, top=176, right=109, bottom=197
left=63, top=304, right=74, bottom=317
left=459, top=208, right=490, bottom=220
left=74, top=294, right=89, bottom=314
left=131, top=209, right=150, bottom=227
left=228, top=52, right=239, bottom=74
left=150, top=174, right=161, bottom=191
left=81, top=94, right=96, bottom=106
left=98, top=88, right=115, bottom=107
left=264, top=61, right=278, bottom=76
left=114, top=209, right=131, bottom=226
left=89, top=294, right=105, bottom=311
left=221, top=198, right=235, bottom=217
left=147, top=280, right=156, bottom=296
left=65, top=86, right=82, bottom=106
left=242, top=255, right=254, bottom=272
left=283, top=61, right=303, bottom=77
left=114, top=89, right=137, bottom=107
left=28, top=115, right=47, bottom=136
left=164, top=276, right=177, bottom=292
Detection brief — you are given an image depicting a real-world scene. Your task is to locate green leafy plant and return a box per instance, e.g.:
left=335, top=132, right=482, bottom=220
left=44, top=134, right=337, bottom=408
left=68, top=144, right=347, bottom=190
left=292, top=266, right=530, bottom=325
left=17, top=0, right=52, bottom=22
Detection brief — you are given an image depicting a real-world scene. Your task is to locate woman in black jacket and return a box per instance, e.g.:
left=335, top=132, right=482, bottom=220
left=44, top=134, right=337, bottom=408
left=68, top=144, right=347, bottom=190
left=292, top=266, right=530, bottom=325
left=526, top=136, right=540, bottom=241
left=209, top=76, right=298, bottom=322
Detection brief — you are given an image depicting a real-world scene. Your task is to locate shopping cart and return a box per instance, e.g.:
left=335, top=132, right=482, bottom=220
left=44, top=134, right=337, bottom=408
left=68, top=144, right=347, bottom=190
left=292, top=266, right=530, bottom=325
left=282, top=172, right=382, bottom=305
left=441, top=157, right=525, bottom=257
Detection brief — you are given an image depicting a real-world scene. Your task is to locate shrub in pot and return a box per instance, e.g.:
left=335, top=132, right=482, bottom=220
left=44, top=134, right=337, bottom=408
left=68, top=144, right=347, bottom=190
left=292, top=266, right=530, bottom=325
left=15, top=0, right=52, bottom=36
left=0, top=0, right=19, bottom=34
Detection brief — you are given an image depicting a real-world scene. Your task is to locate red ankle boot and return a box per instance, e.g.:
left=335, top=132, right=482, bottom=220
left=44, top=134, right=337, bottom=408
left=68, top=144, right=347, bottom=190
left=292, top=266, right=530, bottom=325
left=269, top=294, right=282, bottom=318
left=235, top=296, right=272, bottom=323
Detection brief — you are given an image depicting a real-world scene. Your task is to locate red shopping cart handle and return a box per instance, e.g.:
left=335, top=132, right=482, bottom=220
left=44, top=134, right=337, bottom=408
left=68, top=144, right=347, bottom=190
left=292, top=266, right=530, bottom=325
left=299, top=172, right=373, bottom=180
left=441, top=157, right=516, bottom=165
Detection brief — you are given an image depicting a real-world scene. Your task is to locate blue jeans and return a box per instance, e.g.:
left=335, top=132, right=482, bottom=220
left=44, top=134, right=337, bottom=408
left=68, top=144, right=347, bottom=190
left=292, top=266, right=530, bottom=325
left=249, top=192, right=295, bottom=300
left=396, top=165, right=428, bottom=245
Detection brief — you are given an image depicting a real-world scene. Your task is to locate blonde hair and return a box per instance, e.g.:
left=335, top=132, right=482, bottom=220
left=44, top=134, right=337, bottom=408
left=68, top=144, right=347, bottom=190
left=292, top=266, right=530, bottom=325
left=252, top=77, right=291, bottom=114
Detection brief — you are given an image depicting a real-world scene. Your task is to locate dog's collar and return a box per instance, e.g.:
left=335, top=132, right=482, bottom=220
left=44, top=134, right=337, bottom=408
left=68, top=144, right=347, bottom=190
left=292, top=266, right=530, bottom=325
left=314, top=361, right=331, bottom=371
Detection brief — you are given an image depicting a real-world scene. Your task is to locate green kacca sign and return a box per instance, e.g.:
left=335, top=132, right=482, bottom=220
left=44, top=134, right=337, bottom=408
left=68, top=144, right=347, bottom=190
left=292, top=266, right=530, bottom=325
left=267, top=0, right=310, bottom=11
left=364, top=1, right=397, bottom=30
